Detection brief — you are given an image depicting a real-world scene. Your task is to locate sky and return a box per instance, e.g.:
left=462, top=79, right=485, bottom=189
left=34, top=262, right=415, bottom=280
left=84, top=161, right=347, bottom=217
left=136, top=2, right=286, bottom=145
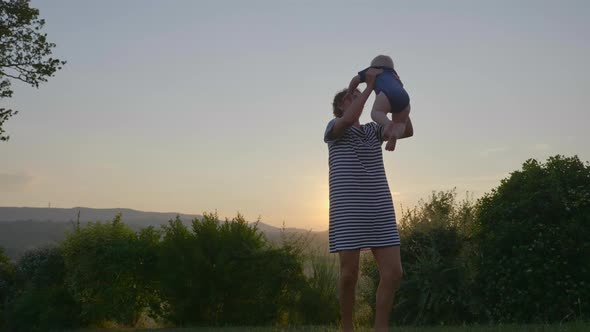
left=1, top=0, right=589, bottom=230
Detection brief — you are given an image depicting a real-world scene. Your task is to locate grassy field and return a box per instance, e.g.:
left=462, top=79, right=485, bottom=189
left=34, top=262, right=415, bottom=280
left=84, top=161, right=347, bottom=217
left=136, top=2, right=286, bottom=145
left=78, top=321, right=590, bottom=332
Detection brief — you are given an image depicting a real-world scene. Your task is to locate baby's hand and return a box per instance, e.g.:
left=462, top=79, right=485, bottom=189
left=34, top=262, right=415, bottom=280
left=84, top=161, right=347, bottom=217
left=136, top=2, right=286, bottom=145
left=364, top=68, right=383, bottom=87
left=385, top=137, right=397, bottom=151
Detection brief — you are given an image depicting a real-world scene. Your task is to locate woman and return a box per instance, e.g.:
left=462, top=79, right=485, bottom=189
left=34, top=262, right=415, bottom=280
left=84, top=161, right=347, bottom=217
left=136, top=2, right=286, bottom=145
left=324, top=68, right=413, bottom=332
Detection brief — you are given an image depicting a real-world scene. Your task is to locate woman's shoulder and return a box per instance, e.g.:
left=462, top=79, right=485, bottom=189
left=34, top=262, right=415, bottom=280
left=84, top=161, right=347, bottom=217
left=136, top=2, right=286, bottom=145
left=324, top=118, right=347, bottom=144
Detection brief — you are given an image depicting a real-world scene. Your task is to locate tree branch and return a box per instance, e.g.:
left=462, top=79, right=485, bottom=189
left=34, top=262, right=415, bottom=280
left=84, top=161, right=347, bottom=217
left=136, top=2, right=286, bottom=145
left=2, top=62, right=33, bottom=68
left=0, top=71, right=22, bottom=81
left=13, top=64, right=36, bottom=76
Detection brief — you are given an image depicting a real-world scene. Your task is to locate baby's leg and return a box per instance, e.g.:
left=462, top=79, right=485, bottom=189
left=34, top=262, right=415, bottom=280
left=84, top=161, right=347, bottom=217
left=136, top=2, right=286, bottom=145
left=391, top=104, right=411, bottom=138
left=371, top=92, right=395, bottom=140
left=385, top=104, right=411, bottom=151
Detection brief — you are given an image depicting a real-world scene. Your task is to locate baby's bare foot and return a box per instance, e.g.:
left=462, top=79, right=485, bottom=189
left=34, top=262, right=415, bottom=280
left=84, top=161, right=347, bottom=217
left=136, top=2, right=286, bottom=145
left=385, top=137, right=397, bottom=151
left=383, top=122, right=396, bottom=140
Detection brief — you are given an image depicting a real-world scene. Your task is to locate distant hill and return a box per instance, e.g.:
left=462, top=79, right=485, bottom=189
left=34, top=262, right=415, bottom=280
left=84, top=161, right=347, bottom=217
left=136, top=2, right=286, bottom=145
left=0, top=207, right=202, bottom=226
left=0, top=207, right=328, bottom=259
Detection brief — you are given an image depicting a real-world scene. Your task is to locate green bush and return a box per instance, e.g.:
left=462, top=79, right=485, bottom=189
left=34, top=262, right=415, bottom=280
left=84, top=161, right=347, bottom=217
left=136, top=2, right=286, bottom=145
left=361, top=190, right=476, bottom=325
left=2, top=154, right=586, bottom=328
left=135, top=226, right=163, bottom=319
left=60, top=214, right=157, bottom=326
left=3, top=246, right=82, bottom=332
left=475, top=155, right=590, bottom=323
left=158, top=212, right=306, bottom=326
left=295, top=250, right=339, bottom=325
left=0, top=247, right=14, bottom=328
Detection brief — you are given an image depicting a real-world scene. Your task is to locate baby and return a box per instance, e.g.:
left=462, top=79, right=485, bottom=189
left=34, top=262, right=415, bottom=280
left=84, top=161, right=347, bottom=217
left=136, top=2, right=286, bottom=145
left=346, top=55, right=411, bottom=151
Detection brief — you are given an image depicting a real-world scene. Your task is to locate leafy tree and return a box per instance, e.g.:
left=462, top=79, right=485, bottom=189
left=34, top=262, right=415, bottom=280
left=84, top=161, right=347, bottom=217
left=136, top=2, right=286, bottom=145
left=156, top=215, right=196, bottom=325
left=158, top=212, right=306, bottom=326
left=0, top=0, right=65, bottom=141
left=0, top=247, right=15, bottom=328
left=60, top=214, right=153, bottom=326
left=135, top=226, right=162, bottom=319
left=475, top=155, right=590, bottom=322
left=3, top=246, right=82, bottom=332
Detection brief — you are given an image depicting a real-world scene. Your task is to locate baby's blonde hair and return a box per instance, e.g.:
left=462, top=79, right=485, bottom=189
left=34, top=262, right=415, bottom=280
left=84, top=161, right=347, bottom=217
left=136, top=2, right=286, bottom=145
left=370, top=55, right=394, bottom=69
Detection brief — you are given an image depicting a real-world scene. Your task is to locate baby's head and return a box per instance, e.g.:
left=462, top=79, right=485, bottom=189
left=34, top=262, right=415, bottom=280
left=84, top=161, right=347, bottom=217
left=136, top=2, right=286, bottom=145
left=370, top=55, right=394, bottom=69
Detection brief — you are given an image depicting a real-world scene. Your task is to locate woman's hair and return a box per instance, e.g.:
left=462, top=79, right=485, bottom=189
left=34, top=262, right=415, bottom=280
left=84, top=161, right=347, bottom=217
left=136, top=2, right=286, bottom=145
left=332, top=88, right=348, bottom=118
left=371, top=54, right=394, bottom=69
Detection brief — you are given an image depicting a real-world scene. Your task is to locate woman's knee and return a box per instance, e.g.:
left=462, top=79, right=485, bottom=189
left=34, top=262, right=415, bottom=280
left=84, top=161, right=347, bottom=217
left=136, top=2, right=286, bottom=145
left=340, top=267, right=359, bottom=286
left=380, top=265, right=403, bottom=285
left=339, top=250, right=360, bottom=286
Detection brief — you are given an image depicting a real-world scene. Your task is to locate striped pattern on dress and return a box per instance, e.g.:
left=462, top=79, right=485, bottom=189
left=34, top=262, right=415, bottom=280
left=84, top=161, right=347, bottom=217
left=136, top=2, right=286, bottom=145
left=324, top=119, right=400, bottom=253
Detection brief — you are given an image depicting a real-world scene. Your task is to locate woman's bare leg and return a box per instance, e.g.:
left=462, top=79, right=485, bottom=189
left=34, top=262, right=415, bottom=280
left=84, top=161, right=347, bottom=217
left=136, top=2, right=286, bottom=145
left=371, top=246, right=403, bottom=332
left=339, top=250, right=360, bottom=332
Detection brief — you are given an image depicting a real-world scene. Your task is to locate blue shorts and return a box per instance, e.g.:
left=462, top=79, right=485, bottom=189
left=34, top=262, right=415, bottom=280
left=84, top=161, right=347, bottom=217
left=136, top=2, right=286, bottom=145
left=358, top=66, right=410, bottom=113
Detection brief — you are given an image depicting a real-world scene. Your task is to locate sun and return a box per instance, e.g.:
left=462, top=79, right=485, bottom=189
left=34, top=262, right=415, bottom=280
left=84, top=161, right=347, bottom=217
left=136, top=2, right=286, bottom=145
left=323, top=197, right=330, bottom=211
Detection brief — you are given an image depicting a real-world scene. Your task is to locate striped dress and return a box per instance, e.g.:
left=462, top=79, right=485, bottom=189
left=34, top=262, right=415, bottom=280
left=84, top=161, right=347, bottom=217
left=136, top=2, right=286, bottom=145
left=324, top=119, right=400, bottom=253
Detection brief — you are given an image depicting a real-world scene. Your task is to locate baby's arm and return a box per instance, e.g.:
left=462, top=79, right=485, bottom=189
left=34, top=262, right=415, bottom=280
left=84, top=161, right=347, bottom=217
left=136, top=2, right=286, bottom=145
left=346, top=67, right=372, bottom=96
left=346, top=75, right=361, bottom=95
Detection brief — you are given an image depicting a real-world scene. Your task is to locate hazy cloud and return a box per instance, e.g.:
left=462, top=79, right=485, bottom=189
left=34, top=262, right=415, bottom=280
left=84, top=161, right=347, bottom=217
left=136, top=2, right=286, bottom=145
left=533, top=143, right=551, bottom=151
left=479, top=147, right=510, bottom=157
left=0, top=172, right=33, bottom=192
